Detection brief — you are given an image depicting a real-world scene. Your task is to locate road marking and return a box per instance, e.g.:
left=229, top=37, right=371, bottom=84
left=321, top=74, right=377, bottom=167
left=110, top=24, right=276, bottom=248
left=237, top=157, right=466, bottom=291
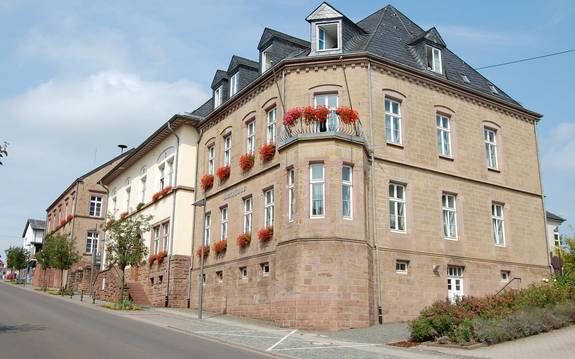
left=206, top=333, right=282, bottom=339
left=272, top=343, right=377, bottom=351
left=266, top=329, right=297, bottom=351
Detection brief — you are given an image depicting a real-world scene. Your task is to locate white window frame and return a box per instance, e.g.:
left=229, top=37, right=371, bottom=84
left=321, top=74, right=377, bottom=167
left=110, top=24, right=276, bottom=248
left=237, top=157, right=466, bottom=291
left=140, top=176, right=147, bottom=203
left=216, top=270, right=223, bottom=283
left=239, top=266, right=248, bottom=280
left=395, top=260, right=408, bottom=274
left=203, top=212, right=211, bottom=245
left=266, top=108, right=276, bottom=144
left=314, top=93, right=339, bottom=131
left=342, top=165, right=352, bottom=219
left=111, top=196, right=117, bottom=215
left=492, top=203, right=505, bottom=246
left=247, top=121, right=256, bottom=154
left=447, top=266, right=464, bottom=303
left=436, top=115, right=452, bottom=157
left=214, top=85, right=223, bottom=108
left=554, top=227, right=562, bottom=247
left=264, top=188, right=274, bottom=228
left=89, top=196, right=102, bottom=217
left=152, top=225, right=160, bottom=254
left=385, top=99, right=402, bottom=145
left=484, top=128, right=499, bottom=170
left=426, top=45, right=443, bottom=74
left=243, top=197, right=252, bottom=234
left=501, top=270, right=510, bottom=283
left=261, top=46, right=272, bottom=73
left=167, top=159, right=174, bottom=187
left=442, top=193, right=458, bottom=240
left=287, top=169, right=295, bottom=222
left=159, top=164, right=165, bottom=190
left=389, top=183, right=406, bottom=232
left=86, top=231, right=99, bottom=255
left=207, top=145, right=215, bottom=175
left=125, top=187, right=131, bottom=212
left=309, top=164, right=325, bottom=218
left=230, top=72, right=239, bottom=96
left=316, top=21, right=341, bottom=52
left=223, top=134, right=232, bottom=166
left=220, top=206, right=228, bottom=241
left=260, top=262, right=270, bottom=277
left=161, top=222, right=169, bottom=252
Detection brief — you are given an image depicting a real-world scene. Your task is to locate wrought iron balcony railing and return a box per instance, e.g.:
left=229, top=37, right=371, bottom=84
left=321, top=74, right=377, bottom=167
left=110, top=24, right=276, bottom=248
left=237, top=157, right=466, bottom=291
left=279, top=114, right=366, bottom=147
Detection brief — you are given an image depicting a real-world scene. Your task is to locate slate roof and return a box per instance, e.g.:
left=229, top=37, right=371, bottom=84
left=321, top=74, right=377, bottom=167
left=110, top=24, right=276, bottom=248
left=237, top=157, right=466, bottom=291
left=258, top=27, right=310, bottom=50
left=227, top=55, right=259, bottom=73
left=546, top=211, right=566, bottom=223
left=22, top=219, right=46, bottom=237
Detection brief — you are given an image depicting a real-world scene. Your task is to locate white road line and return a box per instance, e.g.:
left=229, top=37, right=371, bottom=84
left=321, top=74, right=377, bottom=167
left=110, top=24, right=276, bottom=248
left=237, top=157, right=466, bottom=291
left=272, top=343, right=377, bottom=351
left=265, top=329, right=297, bottom=351
left=206, top=333, right=282, bottom=339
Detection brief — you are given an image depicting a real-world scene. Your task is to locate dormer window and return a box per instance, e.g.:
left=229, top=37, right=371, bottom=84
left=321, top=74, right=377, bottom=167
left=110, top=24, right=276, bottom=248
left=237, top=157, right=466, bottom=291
left=426, top=45, right=442, bottom=74
left=316, top=22, right=340, bottom=51
left=488, top=83, right=499, bottom=94
left=461, top=74, right=470, bottom=84
left=262, top=46, right=273, bottom=73
left=230, top=73, right=239, bottom=96
left=214, top=85, right=223, bottom=108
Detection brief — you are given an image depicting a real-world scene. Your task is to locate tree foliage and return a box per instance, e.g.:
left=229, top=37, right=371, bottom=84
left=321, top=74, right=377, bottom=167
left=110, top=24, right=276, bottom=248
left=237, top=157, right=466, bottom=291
left=561, top=237, right=575, bottom=275
left=35, top=240, right=56, bottom=290
left=46, top=234, right=81, bottom=291
left=5, top=246, right=29, bottom=273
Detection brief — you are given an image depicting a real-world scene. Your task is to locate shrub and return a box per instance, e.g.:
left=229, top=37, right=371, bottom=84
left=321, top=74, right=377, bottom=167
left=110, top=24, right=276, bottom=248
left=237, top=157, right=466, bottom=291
left=103, top=299, right=140, bottom=311
left=259, top=143, right=276, bottom=162
left=212, top=239, right=227, bottom=255
left=239, top=153, right=255, bottom=172
left=196, top=245, right=210, bottom=258
left=336, top=107, right=359, bottom=124
left=200, top=174, right=214, bottom=191
left=136, top=202, right=145, bottom=211
left=236, top=233, right=251, bottom=248
left=216, top=165, right=231, bottom=182
left=283, top=107, right=302, bottom=127
left=410, top=318, right=437, bottom=342
left=258, top=226, right=273, bottom=242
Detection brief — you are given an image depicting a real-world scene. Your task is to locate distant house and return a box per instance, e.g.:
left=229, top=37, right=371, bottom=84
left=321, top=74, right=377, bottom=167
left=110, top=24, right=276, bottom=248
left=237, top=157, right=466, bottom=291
left=547, top=211, right=567, bottom=250
left=22, top=218, right=46, bottom=256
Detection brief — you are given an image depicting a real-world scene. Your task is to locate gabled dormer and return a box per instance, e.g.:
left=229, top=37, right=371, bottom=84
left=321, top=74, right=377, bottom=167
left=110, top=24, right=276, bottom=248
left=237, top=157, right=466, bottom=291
left=227, top=55, right=259, bottom=97
left=211, top=70, right=229, bottom=108
left=409, top=27, right=447, bottom=75
left=258, top=28, right=310, bottom=74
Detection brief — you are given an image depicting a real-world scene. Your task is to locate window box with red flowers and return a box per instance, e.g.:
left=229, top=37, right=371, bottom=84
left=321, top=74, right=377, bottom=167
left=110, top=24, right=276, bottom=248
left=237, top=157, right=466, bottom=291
left=239, top=153, right=255, bottom=172
left=120, top=211, right=129, bottom=219
left=200, top=174, right=214, bottom=191
left=216, top=165, right=230, bottom=182
left=212, top=239, right=227, bottom=255
left=196, top=244, right=210, bottom=258
left=336, top=106, right=359, bottom=124
left=236, top=233, right=251, bottom=248
left=302, top=105, right=330, bottom=125
left=148, top=254, right=156, bottom=266
left=152, top=186, right=172, bottom=203
left=258, top=226, right=273, bottom=242
left=59, top=219, right=66, bottom=227
left=156, top=250, right=168, bottom=265
left=66, top=214, right=74, bottom=222
left=283, top=107, right=302, bottom=127
left=259, top=143, right=276, bottom=162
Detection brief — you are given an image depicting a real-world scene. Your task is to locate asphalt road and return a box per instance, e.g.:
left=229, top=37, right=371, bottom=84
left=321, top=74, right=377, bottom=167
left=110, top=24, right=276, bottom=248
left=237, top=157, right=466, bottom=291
left=0, top=282, right=276, bottom=359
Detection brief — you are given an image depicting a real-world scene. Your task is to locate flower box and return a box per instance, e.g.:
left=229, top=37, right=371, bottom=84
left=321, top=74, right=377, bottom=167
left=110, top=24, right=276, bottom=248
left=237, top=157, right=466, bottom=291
left=336, top=106, right=359, bottom=124
left=302, top=106, right=330, bottom=124
left=196, top=245, right=210, bottom=258
left=216, top=165, right=231, bottom=182
left=120, top=211, right=129, bottom=219
left=66, top=214, right=74, bottom=222
left=239, top=153, right=255, bottom=172
left=283, top=107, right=302, bottom=127
left=152, top=186, right=172, bottom=202
left=212, top=239, right=227, bottom=255
left=236, top=233, right=251, bottom=248
left=259, top=143, right=276, bottom=162
left=258, top=226, right=273, bottom=242
left=136, top=202, right=145, bottom=211
left=148, top=254, right=156, bottom=266
left=200, top=174, right=214, bottom=191
left=156, top=250, right=168, bottom=264
left=59, top=219, right=66, bottom=227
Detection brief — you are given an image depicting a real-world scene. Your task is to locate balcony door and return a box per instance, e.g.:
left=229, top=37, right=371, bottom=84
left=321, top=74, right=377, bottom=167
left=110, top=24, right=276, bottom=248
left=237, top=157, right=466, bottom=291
left=314, top=94, right=338, bottom=132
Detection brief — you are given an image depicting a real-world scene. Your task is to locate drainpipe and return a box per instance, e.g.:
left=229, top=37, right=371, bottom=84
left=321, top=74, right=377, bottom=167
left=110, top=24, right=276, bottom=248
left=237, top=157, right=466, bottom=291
left=165, top=121, right=180, bottom=307
left=368, top=61, right=383, bottom=324
left=99, top=182, right=110, bottom=271
left=533, top=122, right=553, bottom=275
left=67, top=181, right=80, bottom=289
left=187, top=127, right=203, bottom=308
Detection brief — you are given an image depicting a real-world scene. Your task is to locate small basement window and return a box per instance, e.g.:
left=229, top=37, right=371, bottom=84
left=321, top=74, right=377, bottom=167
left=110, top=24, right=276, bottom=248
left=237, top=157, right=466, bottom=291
left=395, top=260, right=409, bottom=274
left=239, top=266, right=248, bottom=280
left=501, top=270, right=510, bottom=282
left=317, top=22, right=339, bottom=51
left=426, top=45, right=442, bottom=74
left=260, top=262, right=270, bottom=276
left=216, top=270, right=223, bottom=283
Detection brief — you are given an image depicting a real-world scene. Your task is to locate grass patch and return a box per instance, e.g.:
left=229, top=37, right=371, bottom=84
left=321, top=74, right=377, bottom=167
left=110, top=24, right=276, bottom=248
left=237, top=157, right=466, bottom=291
left=102, top=300, right=141, bottom=311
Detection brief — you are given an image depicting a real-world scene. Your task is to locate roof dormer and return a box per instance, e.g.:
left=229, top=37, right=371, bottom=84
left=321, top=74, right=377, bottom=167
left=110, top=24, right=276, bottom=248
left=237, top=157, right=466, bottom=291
left=409, top=27, right=447, bottom=75
left=211, top=70, right=228, bottom=108
left=257, top=28, right=310, bottom=74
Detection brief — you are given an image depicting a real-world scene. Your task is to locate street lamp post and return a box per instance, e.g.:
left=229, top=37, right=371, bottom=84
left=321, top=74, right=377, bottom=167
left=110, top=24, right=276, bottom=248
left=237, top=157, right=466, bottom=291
left=193, top=198, right=207, bottom=319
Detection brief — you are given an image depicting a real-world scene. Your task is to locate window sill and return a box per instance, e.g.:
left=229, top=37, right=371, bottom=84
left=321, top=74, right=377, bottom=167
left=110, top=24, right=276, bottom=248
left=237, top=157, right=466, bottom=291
left=439, top=155, right=454, bottom=161
left=386, top=142, right=404, bottom=149
left=494, top=244, right=506, bottom=248
left=396, top=271, right=408, bottom=275
left=343, top=217, right=353, bottom=221
left=390, top=230, right=406, bottom=234
left=488, top=167, right=501, bottom=173
left=310, top=216, right=325, bottom=220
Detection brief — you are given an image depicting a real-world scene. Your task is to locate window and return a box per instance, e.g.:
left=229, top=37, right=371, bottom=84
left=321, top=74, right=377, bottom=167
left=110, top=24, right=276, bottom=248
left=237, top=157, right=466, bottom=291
left=230, top=73, right=239, bottom=96
left=436, top=115, right=452, bottom=157
left=395, top=260, right=408, bottom=274
left=167, top=160, right=174, bottom=187
left=266, top=108, right=276, bottom=144
left=442, top=194, right=458, bottom=240
left=203, top=212, right=211, bottom=245
left=260, top=262, right=270, bottom=276
left=152, top=225, right=160, bottom=254
left=89, top=196, right=102, bottom=217
left=85, top=232, right=99, bottom=254
left=214, top=85, right=223, bottom=108
left=501, top=270, right=510, bottom=283
left=125, top=187, right=131, bottom=211
left=310, top=164, right=325, bottom=218
left=342, top=165, right=352, bottom=219
left=247, top=121, right=256, bottom=154
left=207, top=145, right=215, bottom=175
left=159, top=165, right=166, bottom=190
left=316, top=22, right=339, bottom=51
left=202, top=273, right=206, bottom=285
left=239, top=266, right=248, bottom=280
left=488, top=83, right=499, bottom=94
left=385, top=99, right=402, bottom=145
left=243, top=197, right=252, bottom=234
left=389, top=183, right=406, bottom=232
left=426, top=45, right=442, bottom=74
left=264, top=189, right=274, bottom=227
left=223, top=134, right=232, bottom=166
left=161, top=222, right=169, bottom=251
left=314, top=93, right=338, bottom=131
left=287, top=169, right=295, bottom=222
left=554, top=227, right=562, bottom=247
left=492, top=203, right=505, bottom=246
left=261, top=46, right=273, bottom=73
left=484, top=128, right=498, bottom=169
left=461, top=74, right=470, bottom=84
left=216, top=270, right=223, bottom=283
left=447, top=266, right=464, bottom=303
left=220, top=206, right=228, bottom=240
left=140, top=176, right=147, bottom=203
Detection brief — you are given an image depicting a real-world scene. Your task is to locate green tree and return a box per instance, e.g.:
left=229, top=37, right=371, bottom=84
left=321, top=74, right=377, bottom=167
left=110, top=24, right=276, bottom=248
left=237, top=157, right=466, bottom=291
left=561, top=236, right=575, bottom=275
left=49, top=234, right=80, bottom=293
left=104, top=214, right=151, bottom=304
left=5, top=246, right=29, bottom=282
left=0, top=141, right=8, bottom=166
left=35, top=241, right=55, bottom=291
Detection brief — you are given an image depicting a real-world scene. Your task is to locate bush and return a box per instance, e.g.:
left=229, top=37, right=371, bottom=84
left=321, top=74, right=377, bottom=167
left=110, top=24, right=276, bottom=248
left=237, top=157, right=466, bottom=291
left=103, top=299, right=140, bottom=311
left=410, top=318, right=437, bottom=342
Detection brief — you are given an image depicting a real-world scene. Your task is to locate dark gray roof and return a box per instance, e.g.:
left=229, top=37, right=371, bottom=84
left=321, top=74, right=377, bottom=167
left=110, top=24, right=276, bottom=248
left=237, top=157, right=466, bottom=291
left=191, top=98, right=214, bottom=118
left=546, top=211, right=566, bottom=223
left=211, top=70, right=229, bottom=89
left=227, top=55, right=259, bottom=73
left=22, top=219, right=46, bottom=237
left=258, top=27, right=310, bottom=50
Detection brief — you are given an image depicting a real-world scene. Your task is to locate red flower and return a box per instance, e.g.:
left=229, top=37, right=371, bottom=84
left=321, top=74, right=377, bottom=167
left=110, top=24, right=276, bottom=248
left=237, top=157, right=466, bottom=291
left=66, top=214, right=74, bottom=222
left=212, top=239, right=227, bottom=255
left=152, top=192, right=161, bottom=202
left=201, top=174, right=214, bottom=191
left=315, top=106, right=331, bottom=123
left=236, top=233, right=251, bottom=248
left=120, top=211, right=129, bottom=219
left=259, top=143, right=276, bottom=162
left=302, top=106, right=317, bottom=124
left=196, top=245, right=210, bottom=258
left=216, top=165, right=231, bottom=182
left=258, top=226, right=273, bottom=242
left=59, top=219, right=66, bottom=227
left=283, top=107, right=302, bottom=127
left=152, top=186, right=173, bottom=202
left=336, top=107, right=359, bottom=124
left=156, top=250, right=168, bottom=264
left=239, top=153, right=255, bottom=172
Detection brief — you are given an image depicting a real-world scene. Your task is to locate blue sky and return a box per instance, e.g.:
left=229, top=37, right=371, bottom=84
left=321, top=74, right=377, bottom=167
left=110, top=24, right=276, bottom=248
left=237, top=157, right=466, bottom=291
left=1, top=0, right=574, bottom=255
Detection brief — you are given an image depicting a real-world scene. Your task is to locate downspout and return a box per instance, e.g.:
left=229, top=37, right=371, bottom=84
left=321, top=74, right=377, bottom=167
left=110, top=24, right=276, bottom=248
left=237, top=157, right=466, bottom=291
left=165, top=121, right=180, bottom=307
left=187, top=127, right=203, bottom=308
left=67, top=181, right=80, bottom=289
left=533, top=121, right=553, bottom=275
left=99, top=182, right=109, bottom=271
left=368, top=60, right=383, bottom=324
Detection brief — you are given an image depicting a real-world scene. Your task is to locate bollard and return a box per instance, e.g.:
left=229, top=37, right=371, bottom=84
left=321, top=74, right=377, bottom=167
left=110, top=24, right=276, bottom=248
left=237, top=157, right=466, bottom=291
left=80, top=290, right=84, bottom=302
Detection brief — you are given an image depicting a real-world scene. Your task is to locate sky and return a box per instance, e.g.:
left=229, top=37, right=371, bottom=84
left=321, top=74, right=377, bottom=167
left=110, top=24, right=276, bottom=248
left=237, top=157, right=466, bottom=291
left=1, top=0, right=574, bottom=256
